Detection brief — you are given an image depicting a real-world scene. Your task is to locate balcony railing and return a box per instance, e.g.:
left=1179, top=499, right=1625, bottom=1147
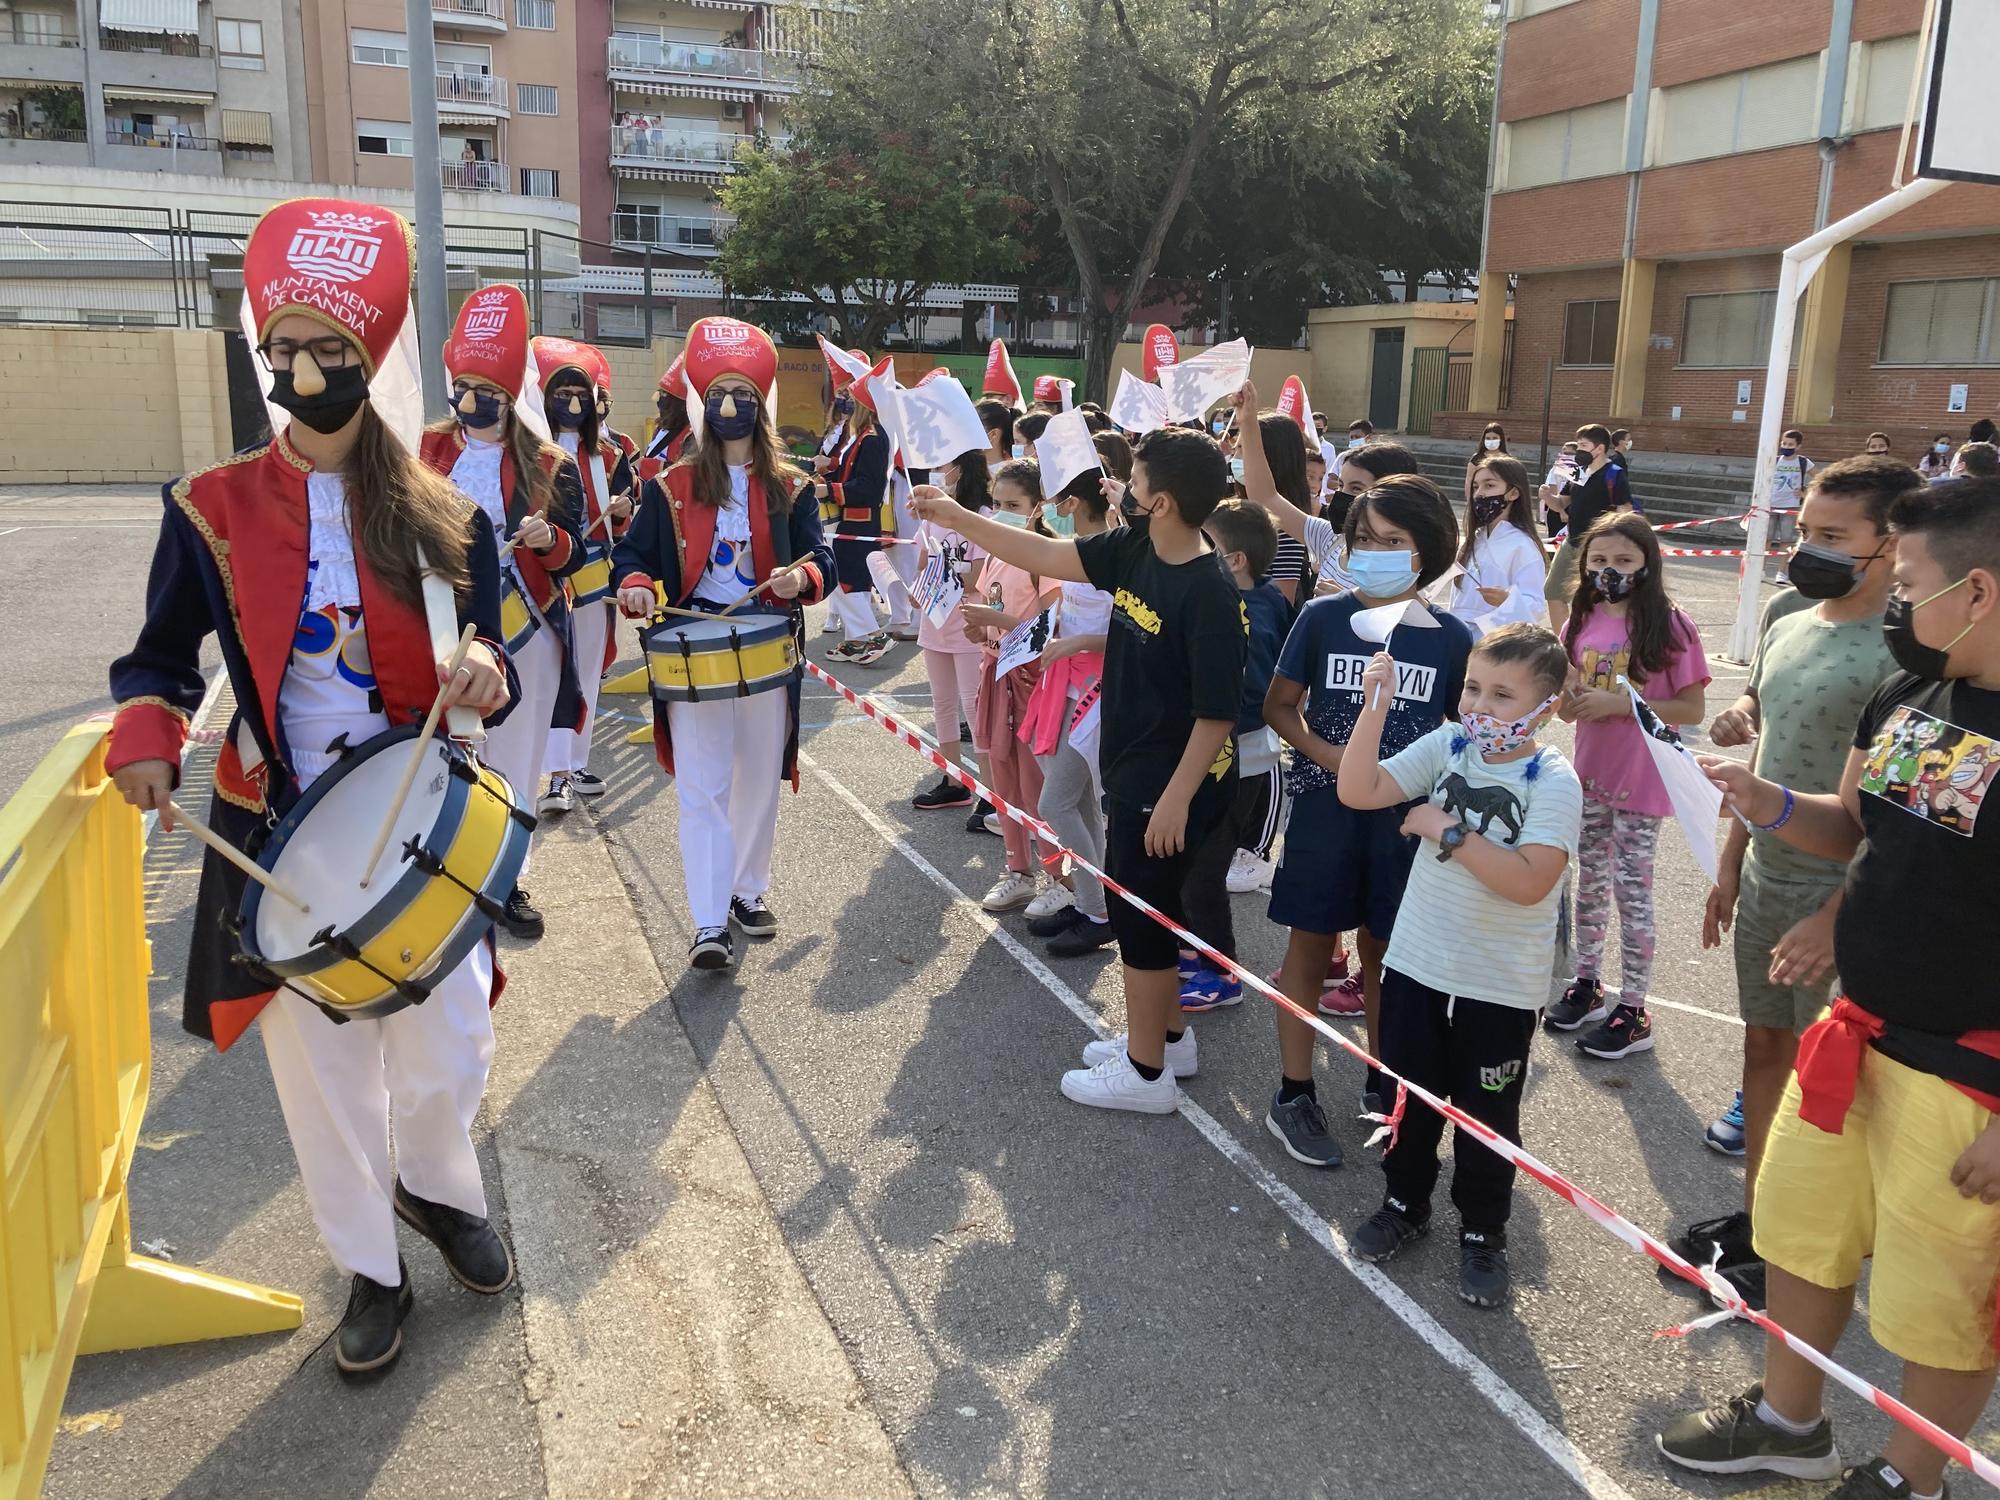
left=612, top=212, right=734, bottom=252
left=98, top=28, right=212, bottom=57
left=441, top=158, right=505, bottom=191
left=610, top=124, right=751, bottom=171
left=435, top=70, right=506, bottom=107
left=0, top=123, right=86, bottom=143
left=606, top=37, right=798, bottom=88
left=105, top=129, right=217, bottom=150
left=7, top=27, right=79, bottom=47
left=433, top=0, right=506, bottom=23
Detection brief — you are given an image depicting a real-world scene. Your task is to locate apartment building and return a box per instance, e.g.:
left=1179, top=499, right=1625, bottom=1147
left=0, top=0, right=312, bottom=178
left=1450, top=0, right=2000, bottom=458
left=296, top=0, right=579, bottom=202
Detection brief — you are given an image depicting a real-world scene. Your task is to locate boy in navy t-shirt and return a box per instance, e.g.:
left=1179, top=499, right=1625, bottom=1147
left=1263, top=476, right=1472, bottom=1169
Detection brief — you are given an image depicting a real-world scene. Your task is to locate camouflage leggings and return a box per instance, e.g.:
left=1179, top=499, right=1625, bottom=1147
left=1573, top=799, right=1662, bottom=1001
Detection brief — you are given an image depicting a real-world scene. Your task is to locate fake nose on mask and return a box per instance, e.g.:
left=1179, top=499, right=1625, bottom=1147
left=566, top=395, right=585, bottom=416
left=457, top=388, right=479, bottom=415
left=719, top=393, right=738, bottom=419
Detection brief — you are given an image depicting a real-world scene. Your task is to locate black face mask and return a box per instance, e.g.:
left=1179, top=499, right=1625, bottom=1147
left=1471, top=494, right=1508, bottom=528
left=1882, top=579, right=1972, bottom=680
left=1118, top=487, right=1152, bottom=535
left=268, top=365, right=368, bottom=434
left=1788, top=541, right=1879, bottom=601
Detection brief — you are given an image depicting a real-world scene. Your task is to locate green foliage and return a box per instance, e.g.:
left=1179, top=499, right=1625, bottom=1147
left=27, top=87, right=84, bottom=133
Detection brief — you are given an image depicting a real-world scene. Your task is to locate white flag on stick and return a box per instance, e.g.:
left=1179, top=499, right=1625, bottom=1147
left=996, top=607, right=1055, bottom=678
left=1622, top=678, right=1725, bottom=883
left=1109, top=369, right=1168, bottom=434
left=1157, top=337, right=1252, bottom=422
left=871, top=367, right=990, bottom=470
left=1349, top=597, right=1441, bottom=710
left=1034, top=408, right=1103, bottom=494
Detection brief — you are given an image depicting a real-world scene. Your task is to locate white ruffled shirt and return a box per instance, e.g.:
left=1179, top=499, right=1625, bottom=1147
left=281, top=470, right=388, bottom=770
left=692, top=465, right=756, bottom=607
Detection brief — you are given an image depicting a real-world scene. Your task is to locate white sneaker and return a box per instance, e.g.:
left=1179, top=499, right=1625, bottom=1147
left=1058, top=1052, right=1180, bottom=1114
left=1225, top=848, right=1273, bottom=894
left=980, top=870, right=1037, bottom=912
left=1024, top=878, right=1071, bottom=921
left=983, top=811, right=1002, bottom=836
left=1081, top=1029, right=1197, bottom=1078
left=537, top=776, right=574, bottom=816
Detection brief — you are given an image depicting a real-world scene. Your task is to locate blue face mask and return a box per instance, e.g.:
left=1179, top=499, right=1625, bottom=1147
left=1010, top=443, right=1025, bottom=459
left=1227, top=457, right=1246, bottom=483
left=1346, top=548, right=1419, bottom=599
left=453, top=384, right=508, bottom=431
left=1041, top=501, right=1075, bottom=537
left=991, top=508, right=1030, bottom=529
left=550, top=391, right=589, bottom=431
left=704, top=391, right=758, bottom=441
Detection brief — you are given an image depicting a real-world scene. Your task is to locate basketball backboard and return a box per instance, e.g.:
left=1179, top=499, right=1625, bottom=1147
left=1916, top=0, right=2000, bottom=186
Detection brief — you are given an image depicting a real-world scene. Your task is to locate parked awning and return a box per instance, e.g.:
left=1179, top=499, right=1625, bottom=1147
left=614, top=80, right=756, bottom=102
left=221, top=108, right=271, bottom=146
left=0, top=77, right=81, bottom=90
left=98, top=0, right=200, bottom=35
left=103, top=85, right=214, bottom=104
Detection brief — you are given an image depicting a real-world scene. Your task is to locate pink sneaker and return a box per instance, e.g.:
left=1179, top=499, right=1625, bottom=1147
left=1317, top=974, right=1365, bottom=1018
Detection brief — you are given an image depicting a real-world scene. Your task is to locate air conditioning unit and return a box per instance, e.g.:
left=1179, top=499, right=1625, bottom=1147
left=720, top=101, right=744, bottom=120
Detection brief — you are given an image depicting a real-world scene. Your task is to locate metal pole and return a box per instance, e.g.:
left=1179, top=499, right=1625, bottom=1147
left=1537, top=355, right=1553, bottom=473
left=405, top=0, right=450, bottom=420
left=643, top=245, right=654, bottom=345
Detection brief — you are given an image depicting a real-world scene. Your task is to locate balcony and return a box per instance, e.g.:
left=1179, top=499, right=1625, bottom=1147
left=442, top=158, right=506, bottom=192
left=612, top=211, right=733, bottom=256
left=0, top=27, right=85, bottom=89
left=96, top=27, right=218, bottom=94
left=606, top=37, right=799, bottom=93
left=97, top=27, right=208, bottom=56
left=432, top=0, right=505, bottom=31
left=435, top=70, right=506, bottom=117
left=100, top=126, right=220, bottom=174
left=610, top=124, right=751, bottom=179
left=0, top=120, right=87, bottom=166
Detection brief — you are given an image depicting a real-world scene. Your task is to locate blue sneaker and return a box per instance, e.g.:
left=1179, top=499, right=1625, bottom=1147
left=1180, top=962, right=1242, bottom=1013
left=1704, top=1090, right=1747, bottom=1156
left=1177, top=948, right=1199, bottom=986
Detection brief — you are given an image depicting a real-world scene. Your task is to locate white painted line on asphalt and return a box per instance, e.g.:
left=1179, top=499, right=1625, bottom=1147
left=1642, top=993, right=1744, bottom=1028
left=802, top=749, right=1644, bottom=1500
left=0, top=526, right=18, bottom=538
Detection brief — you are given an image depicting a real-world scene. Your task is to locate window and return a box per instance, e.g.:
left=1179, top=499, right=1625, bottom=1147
left=357, top=118, right=413, bottom=156
left=1879, top=278, right=2000, bottom=366
left=515, top=0, right=555, bottom=29
left=351, top=28, right=408, bottom=67
left=1653, top=54, right=1820, bottom=167
left=1561, top=299, right=1619, bottom=367
left=1845, top=34, right=1921, bottom=134
left=521, top=167, right=558, bottom=197
left=1682, top=290, right=1780, bottom=367
left=1499, top=98, right=1626, bottom=190
left=516, top=83, right=557, bottom=115
left=216, top=17, right=263, bottom=68
left=1511, top=0, right=1582, bottom=13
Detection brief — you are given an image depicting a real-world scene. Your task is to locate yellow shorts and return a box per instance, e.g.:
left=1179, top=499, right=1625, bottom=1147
left=1754, top=1048, right=2000, bottom=1371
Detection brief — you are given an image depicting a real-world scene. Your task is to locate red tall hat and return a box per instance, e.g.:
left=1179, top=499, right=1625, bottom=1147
left=244, top=196, right=414, bottom=376
left=682, top=315, right=777, bottom=399
left=982, top=338, right=1022, bottom=404
left=531, top=335, right=595, bottom=387
left=1032, top=374, right=1064, bottom=405
left=1142, top=323, right=1180, bottom=382
left=443, top=283, right=529, bottom=396
left=656, top=351, right=687, bottom=397
left=581, top=342, right=614, bottom=394
left=850, top=355, right=894, bottom=414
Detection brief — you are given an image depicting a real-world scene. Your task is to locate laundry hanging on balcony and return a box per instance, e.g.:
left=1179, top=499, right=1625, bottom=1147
left=98, top=0, right=200, bottom=35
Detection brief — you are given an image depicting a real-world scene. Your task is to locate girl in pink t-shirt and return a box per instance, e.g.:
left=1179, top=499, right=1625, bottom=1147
left=1550, top=513, right=1710, bottom=1060
left=912, top=449, right=991, bottom=815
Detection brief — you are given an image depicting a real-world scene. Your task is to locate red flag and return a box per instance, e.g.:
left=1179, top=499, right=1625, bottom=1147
left=1276, top=374, right=1317, bottom=436
left=982, top=338, right=1022, bottom=404
left=1142, top=324, right=1180, bottom=383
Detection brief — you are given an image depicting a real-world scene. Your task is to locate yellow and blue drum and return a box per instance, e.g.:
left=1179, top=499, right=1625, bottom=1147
left=237, top=726, right=532, bottom=1021
left=498, top=571, right=539, bottom=655
left=643, top=610, right=796, bottom=703
left=570, top=539, right=615, bottom=608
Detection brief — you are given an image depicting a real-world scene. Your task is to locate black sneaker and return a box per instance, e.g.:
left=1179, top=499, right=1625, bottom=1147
left=502, top=885, right=545, bottom=941
left=1265, top=1088, right=1343, bottom=1167
left=913, top=773, right=973, bottom=811
left=1459, top=1230, right=1510, bottom=1308
left=1719, top=1257, right=1768, bottom=1310
left=1352, top=1199, right=1430, bottom=1262
left=1830, top=1457, right=1949, bottom=1498
left=690, top=924, right=734, bottom=970
left=393, top=1180, right=515, bottom=1294
left=1359, top=1089, right=1387, bottom=1120
left=1544, top=975, right=1607, bottom=1031
left=1578, top=1002, right=1654, bottom=1059
left=1028, top=904, right=1084, bottom=939
left=959, top=720, right=974, bottom=746
left=570, top=770, right=607, bottom=799
left=1656, top=1382, right=1842, bottom=1479
left=1046, top=913, right=1118, bottom=957
left=729, top=894, right=778, bottom=940
left=335, top=1259, right=413, bottom=1379
left=1674, top=1209, right=1755, bottom=1269
left=966, top=800, right=997, bottom=835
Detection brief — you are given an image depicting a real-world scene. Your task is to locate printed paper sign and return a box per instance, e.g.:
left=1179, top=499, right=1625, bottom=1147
left=912, top=543, right=963, bottom=629
left=1109, top=369, right=1168, bottom=434
left=1624, top=678, right=1724, bottom=882
left=1157, top=338, right=1252, bottom=422
left=996, top=607, right=1055, bottom=678
left=1034, top=408, right=1102, bottom=493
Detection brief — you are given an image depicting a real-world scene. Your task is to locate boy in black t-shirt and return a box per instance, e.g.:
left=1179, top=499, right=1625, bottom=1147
left=1659, top=478, right=2000, bottom=1500
left=913, top=431, right=1248, bottom=1114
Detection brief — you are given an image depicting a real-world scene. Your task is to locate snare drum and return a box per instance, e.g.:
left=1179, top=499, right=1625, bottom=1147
left=570, top=540, right=614, bottom=608
left=498, top=571, right=539, bottom=654
left=238, top=726, right=532, bottom=1022
left=643, top=610, right=796, bottom=702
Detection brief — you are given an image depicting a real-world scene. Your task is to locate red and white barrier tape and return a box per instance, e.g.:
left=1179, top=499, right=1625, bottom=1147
left=805, top=655, right=2000, bottom=1489
left=1660, top=547, right=1747, bottom=558
left=828, top=532, right=923, bottom=545
left=1649, top=508, right=1762, bottom=534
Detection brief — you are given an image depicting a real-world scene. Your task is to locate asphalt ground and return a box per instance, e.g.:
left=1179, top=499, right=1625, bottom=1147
left=15, top=480, right=1995, bottom=1498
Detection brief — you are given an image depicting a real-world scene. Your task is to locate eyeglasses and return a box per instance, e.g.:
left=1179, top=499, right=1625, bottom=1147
left=256, top=335, right=356, bottom=372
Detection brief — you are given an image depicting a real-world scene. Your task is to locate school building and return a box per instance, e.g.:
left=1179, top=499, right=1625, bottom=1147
left=1441, top=0, right=2000, bottom=462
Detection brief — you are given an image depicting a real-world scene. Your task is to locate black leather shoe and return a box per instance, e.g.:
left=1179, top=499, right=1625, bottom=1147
left=501, top=885, right=545, bottom=940
left=393, top=1180, right=515, bottom=1294
left=336, top=1259, right=413, bottom=1379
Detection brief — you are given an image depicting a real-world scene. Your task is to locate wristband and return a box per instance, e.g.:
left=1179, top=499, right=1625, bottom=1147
left=1754, top=784, right=1795, bottom=832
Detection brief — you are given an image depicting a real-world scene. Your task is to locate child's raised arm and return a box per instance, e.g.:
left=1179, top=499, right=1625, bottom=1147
left=911, top=488, right=1089, bottom=583
left=1231, top=382, right=1313, bottom=547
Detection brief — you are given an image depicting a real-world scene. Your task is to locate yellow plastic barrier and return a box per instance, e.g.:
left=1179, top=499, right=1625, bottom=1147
left=601, top=664, right=650, bottom=696
left=0, top=723, right=302, bottom=1500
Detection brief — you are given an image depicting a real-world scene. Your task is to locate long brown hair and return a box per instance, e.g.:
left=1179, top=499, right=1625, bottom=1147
left=353, top=405, right=472, bottom=608
left=676, top=403, right=805, bottom=516
left=1563, top=511, right=1679, bottom=683
left=1461, top=454, right=1540, bottom=566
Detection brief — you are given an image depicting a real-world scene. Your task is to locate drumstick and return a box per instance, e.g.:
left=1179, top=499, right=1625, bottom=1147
left=360, top=623, right=478, bottom=890
left=167, top=800, right=312, bottom=914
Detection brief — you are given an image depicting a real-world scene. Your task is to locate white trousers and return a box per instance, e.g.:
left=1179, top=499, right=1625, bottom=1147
left=828, top=588, right=880, bottom=640
left=544, top=602, right=612, bottom=776
left=483, top=624, right=561, bottom=868
left=664, top=688, right=787, bottom=930
left=887, top=480, right=920, bottom=629
left=258, top=942, right=496, bottom=1285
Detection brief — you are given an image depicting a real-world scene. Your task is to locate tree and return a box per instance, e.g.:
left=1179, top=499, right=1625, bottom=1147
left=715, top=124, right=1027, bottom=350
left=804, top=0, right=1484, bottom=399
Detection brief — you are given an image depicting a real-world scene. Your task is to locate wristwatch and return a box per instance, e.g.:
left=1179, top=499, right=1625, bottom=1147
left=1437, top=822, right=1470, bottom=863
